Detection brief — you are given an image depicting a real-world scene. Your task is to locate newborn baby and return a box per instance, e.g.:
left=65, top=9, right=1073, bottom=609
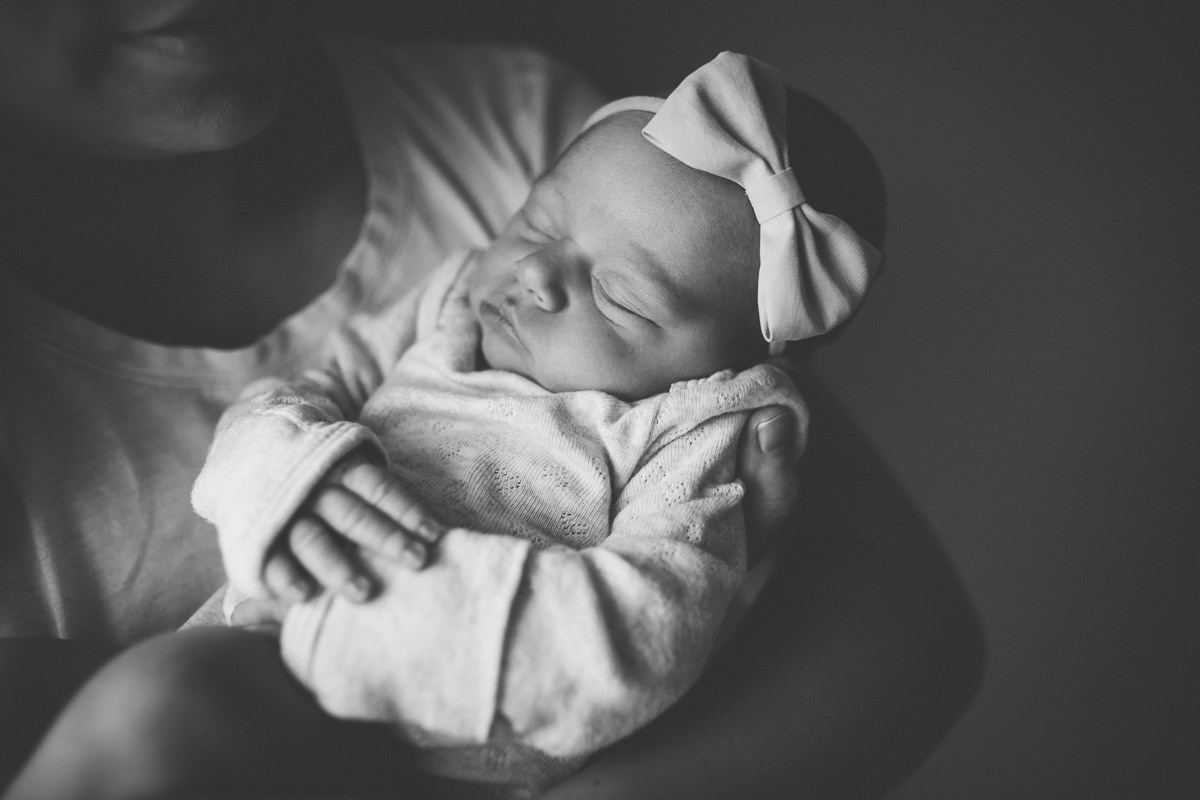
left=192, top=51, right=882, bottom=798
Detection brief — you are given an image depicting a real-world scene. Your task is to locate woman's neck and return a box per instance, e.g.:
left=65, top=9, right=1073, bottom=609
left=0, top=40, right=366, bottom=348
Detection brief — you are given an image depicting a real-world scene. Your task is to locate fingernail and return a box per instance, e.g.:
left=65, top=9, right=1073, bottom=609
left=403, top=540, right=427, bottom=569
left=756, top=413, right=793, bottom=455
left=347, top=576, right=373, bottom=602
left=382, top=535, right=409, bottom=561
left=417, top=520, right=445, bottom=541
left=286, top=580, right=313, bottom=603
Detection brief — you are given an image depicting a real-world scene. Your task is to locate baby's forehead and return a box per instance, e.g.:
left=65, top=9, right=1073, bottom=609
left=554, top=112, right=672, bottom=183
left=555, top=114, right=755, bottom=242
left=544, top=112, right=761, bottom=318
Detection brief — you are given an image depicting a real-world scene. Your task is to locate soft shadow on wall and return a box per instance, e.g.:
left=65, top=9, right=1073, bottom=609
left=314, top=2, right=1199, bottom=798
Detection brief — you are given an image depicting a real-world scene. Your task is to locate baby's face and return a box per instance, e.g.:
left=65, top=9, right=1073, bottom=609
left=468, top=112, right=761, bottom=401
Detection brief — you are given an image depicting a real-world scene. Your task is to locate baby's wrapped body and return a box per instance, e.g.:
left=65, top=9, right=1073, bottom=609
left=195, top=50, right=879, bottom=798
left=194, top=252, right=808, bottom=796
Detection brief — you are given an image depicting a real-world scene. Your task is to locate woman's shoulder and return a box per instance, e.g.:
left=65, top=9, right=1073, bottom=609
left=323, top=35, right=606, bottom=252
left=325, top=35, right=604, bottom=151
left=332, top=36, right=578, bottom=87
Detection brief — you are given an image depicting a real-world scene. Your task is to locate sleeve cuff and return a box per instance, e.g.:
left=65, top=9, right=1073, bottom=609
left=199, top=417, right=385, bottom=596
left=278, top=530, right=531, bottom=741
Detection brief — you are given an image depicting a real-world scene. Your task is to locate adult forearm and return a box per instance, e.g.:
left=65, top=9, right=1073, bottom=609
left=0, top=638, right=113, bottom=791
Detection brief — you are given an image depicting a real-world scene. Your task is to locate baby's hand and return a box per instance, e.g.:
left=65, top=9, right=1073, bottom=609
left=264, top=451, right=446, bottom=604
left=229, top=596, right=290, bottom=637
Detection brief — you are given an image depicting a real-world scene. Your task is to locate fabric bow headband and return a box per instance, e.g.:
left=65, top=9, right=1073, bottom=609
left=582, top=52, right=882, bottom=352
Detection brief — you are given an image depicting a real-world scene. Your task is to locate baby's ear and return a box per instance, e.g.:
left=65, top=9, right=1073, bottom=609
left=785, top=88, right=887, bottom=252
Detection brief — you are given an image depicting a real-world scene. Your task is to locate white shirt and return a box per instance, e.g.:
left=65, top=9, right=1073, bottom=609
left=0, top=38, right=604, bottom=643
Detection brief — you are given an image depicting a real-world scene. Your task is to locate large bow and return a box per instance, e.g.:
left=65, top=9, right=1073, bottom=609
left=584, top=52, right=882, bottom=350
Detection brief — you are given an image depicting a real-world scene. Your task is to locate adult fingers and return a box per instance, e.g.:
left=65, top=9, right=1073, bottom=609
left=737, top=405, right=803, bottom=566
left=287, top=512, right=374, bottom=602
left=326, top=460, right=444, bottom=563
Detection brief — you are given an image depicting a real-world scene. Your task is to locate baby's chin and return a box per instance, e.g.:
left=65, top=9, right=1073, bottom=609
left=475, top=325, right=532, bottom=380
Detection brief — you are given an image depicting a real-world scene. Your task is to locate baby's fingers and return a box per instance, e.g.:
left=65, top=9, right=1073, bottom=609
left=309, top=481, right=431, bottom=569
left=263, top=548, right=316, bottom=604
left=287, top=512, right=374, bottom=603
left=331, top=459, right=445, bottom=563
left=230, top=597, right=291, bottom=637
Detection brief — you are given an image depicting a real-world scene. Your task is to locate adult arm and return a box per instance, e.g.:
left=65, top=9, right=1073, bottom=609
left=0, top=638, right=113, bottom=792
left=539, top=373, right=985, bottom=799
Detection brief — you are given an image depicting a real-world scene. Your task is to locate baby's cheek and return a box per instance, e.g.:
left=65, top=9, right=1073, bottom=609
left=571, top=335, right=658, bottom=398
left=478, top=328, right=521, bottom=376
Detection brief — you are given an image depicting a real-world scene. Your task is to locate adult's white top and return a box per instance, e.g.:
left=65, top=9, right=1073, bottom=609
left=0, top=37, right=604, bottom=643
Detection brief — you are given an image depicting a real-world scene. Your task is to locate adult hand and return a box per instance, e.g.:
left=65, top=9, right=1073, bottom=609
left=262, top=452, right=447, bottom=604
left=737, top=404, right=803, bottom=566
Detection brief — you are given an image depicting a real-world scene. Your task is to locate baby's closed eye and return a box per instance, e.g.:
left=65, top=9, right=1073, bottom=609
left=591, top=275, right=653, bottom=325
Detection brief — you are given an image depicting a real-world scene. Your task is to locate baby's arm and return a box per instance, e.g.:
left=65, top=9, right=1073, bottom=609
left=267, top=450, right=443, bottom=602
left=193, top=373, right=388, bottom=600
left=278, top=411, right=757, bottom=759
left=192, top=279, right=439, bottom=603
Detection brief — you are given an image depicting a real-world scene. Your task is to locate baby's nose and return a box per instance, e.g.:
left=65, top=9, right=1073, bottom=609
left=517, top=256, right=566, bottom=312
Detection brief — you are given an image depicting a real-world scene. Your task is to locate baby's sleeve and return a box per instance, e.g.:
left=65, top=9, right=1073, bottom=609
left=278, top=408, right=753, bottom=759
left=494, top=413, right=751, bottom=753
left=191, top=262, right=456, bottom=598
left=190, top=377, right=385, bottom=598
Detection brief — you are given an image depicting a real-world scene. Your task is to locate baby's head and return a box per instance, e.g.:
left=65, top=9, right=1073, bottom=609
left=469, top=109, right=763, bottom=400
left=469, top=52, right=881, bottom=401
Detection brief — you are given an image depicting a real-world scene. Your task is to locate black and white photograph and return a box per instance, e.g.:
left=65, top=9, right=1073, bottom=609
left=1, top=2, right=1194, bottom=798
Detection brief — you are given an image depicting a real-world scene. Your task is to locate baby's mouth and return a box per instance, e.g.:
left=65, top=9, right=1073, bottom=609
left=478, top=298, right=525, bottom=349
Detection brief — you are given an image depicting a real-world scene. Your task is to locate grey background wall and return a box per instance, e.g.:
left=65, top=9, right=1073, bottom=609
left=321, top=2, right=1198, bottom=797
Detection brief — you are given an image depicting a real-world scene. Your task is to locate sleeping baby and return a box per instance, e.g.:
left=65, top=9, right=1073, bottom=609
left=192, top=50, right=882, bottom=798
left=6, top=52, right=882, bottom=800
